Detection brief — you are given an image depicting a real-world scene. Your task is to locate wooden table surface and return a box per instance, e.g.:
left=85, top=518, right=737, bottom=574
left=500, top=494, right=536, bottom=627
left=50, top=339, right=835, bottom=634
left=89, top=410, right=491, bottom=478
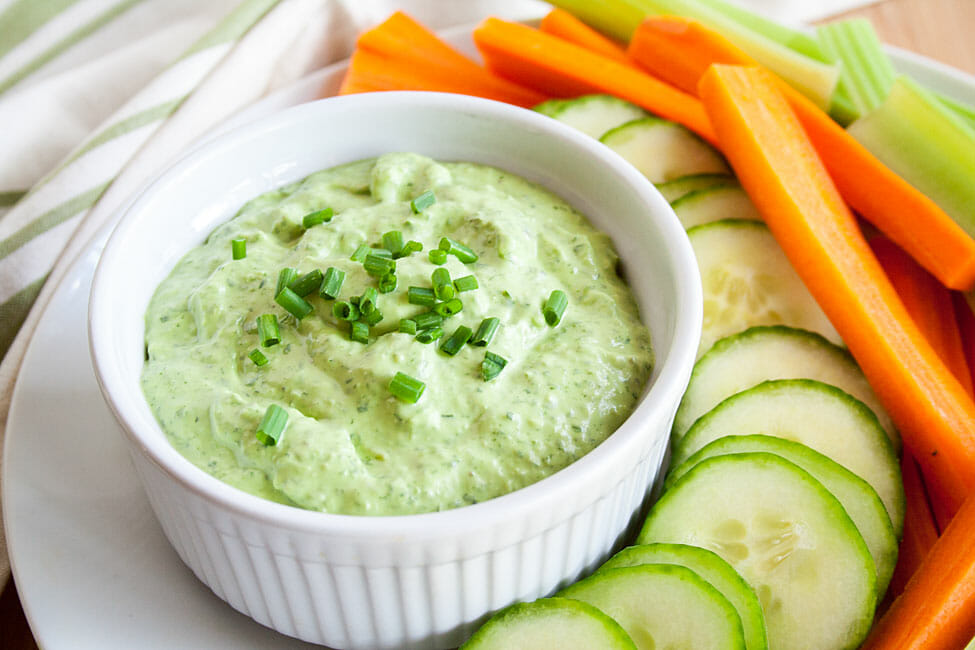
left=1, top=0, right=973, bottom=648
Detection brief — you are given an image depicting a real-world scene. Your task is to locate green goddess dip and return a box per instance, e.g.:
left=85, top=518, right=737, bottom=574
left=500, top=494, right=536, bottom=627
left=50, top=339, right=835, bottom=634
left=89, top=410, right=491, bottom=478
left=142, top=153, right=653, bottom=515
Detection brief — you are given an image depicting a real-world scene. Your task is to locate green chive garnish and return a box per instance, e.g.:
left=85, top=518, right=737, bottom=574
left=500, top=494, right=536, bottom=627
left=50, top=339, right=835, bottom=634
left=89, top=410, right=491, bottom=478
left=453, top=275, right=478, bottom=292
left=543, top=289, right=568, bottom=326
left=319, top=267, right=345, bottom=300
left=471, top=317, right=500, bottom=346
left=389, top=372, right=425, bottom=403
left=350, top=321, right=369, bottom=344
left=257, top=314, right=280, bottom=347
left=401, top=240, right=423, bottom=256
left=332, top=300, right=360, bottom=321
left=481, top=351, right=507, bottom=381
left=410, top=190, right=436, bottom=213
left=256, top=404, right=287, bottom=445
left=276, top=267, right=298, bottom=297
left=399, top=318, right=417, bottom=334
left=378, top=272, right=397, bottom=294
left=408, top=286, right=436, bottom=307
left=231, top=238, right=246, bottom=260
left=432, top=267, right=455, bottom=300
left=361, top=307, right=383, bottom=326
left=413, top=311, right=444, bottom=331
left=248, top=348, right=269, bottom=366
left=363, top=252, right=396, bottom=277
left=416, top=326, right=444, bottom=344
left=439, top=237, right=478, bottom=263
left=382, top=230, right=405, bottom=258
left=275, top=286, right=313, bottom=320
left=428, top=249, right=448, bottom=265
left=288, top=269, right=323, bottom=297
left=350, top=244, right=370, bottom=262
left=302, top=207, right=333, bottom=228
left=359, top=287, right=379, bottom=315
left=433, top=298, right=463, bottom=317
left=440, top=325, right=472, bottom=356
left=371, top=248, right=393, bottom=259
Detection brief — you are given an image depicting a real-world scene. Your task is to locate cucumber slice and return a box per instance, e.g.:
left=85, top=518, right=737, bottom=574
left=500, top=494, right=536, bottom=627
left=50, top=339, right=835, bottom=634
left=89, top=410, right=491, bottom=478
left=674, top=379, right=904, bottom=539
left=672, top=186, right=762, bottom=229
left=639, top=453, right=877, bottom=650
left=532, top=98, right=571, bottom=117
left=672, top=326, right=898, bottom=448
left=461, top=597, right=636, bottom=649
left=656, top=173, right=738, bottom=203
left=688, top=219, right=841, bottom=355
left=544, top=94, right=648, bottom=139
left=600, top=543, right=768, bottom=650
left=600, top=117, right=730, bottom=183
left=666, top=435, right=898, bottom=597
left=560, top=565, right=746, bottom=650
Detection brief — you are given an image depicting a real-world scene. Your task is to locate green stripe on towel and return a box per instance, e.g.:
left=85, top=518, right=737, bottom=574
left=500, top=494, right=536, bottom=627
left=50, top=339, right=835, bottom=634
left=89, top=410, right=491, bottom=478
left=0, top=273, right=47, bottom=361
left=0, top=190, right=26, bottom=208
left=0, top=0, right=80, bottom=61
left=179, top=0, right=281, bottom=59
left=0, top=182, right=108, bottom=261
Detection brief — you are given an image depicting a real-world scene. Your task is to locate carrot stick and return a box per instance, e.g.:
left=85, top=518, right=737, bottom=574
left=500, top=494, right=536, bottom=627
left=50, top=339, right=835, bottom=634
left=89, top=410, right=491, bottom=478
left=337, top=13, right=545, bottom=108
left=630, top=16, right=975, bottom=291
left=885, top=452, right=940, bottom=601
left=539, top=8, right=632, bottom=64
left=472, top=17, right=718, bottom=145
left=955, top=292, right=975, bottom=397
left=698, top=63, right=975, bottom=519
left=862, top=494, right=975, bottom=649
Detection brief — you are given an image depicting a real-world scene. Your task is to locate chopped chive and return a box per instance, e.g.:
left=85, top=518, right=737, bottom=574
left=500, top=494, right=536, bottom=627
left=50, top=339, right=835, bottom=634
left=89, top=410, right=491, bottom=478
left=382, top=230, right=405, bottom=257
left=428, top=249, right=448, bottom=265
left=359, top=287, right=379, bottom=315
left=276, top=267, right=298, bottom=296
left=257, top=314, right=280, bottom=347
left=481, top=351, right=508, bottom=381
left=349, top=296, right=360, bottom=306
left=413, top=311, right=444, bottom=331
left=319, top=267, right=345, bottom=300
left=440, top=325, right=472, bottom=356
left=439, top=237, right=478, bottom=263
left=231, top=238, right=246, bottom=260
left=399, top=318, right=417, bottom=334
left=378, top=272, right=397, bottom=294
left=433, top=298, right=463, bottom=317
left=432, top=267, right=455, bottom=300
left=401, top=240, right=423, bottom=256
left=371, top=248, right=394, bottom=259
left=363, top=252, right=396, bottom=277
left=276, top=286, right=313, bottom=320
left=350, top=244, right=371, bottom=262
left=471, top=317, right=500, bottom=346
left=288, top=269, right=323, bottom=297
left=453, top=274, right=478, bottom=292
left=248, top=348, right=269, bottom=366
left=542, top=289, right=568, bottom=326
left=361, top=307, right=383, bottom=326
left=416, top=326, right=444, bottom=344
left=389, top=372, right=425, bottom=403
left=408, top=286, right=436, bottom=307
left=302, top=207, right=333, bottom=228
left=410, top=190, right=436, bottom=213
left=350, top=321, right=369, bottom=344
left=332, top=300, right=360, bottom=321
left=256, top=404, right=287, bottom=445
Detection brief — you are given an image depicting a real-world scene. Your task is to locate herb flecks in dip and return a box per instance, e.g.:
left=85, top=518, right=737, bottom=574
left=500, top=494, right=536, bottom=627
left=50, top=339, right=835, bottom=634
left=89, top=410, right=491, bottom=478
left=141, top=153, right=653, bottom=515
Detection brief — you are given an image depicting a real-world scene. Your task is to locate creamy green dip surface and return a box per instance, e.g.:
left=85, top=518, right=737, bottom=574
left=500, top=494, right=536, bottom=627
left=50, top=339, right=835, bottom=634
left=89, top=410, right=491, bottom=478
left=142, top=153, right=653, bottom=515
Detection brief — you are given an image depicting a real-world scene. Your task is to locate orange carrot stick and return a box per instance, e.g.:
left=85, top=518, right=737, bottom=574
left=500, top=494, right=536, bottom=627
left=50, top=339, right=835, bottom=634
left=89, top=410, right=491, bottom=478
left=539, top=8, right=631, bottom=64
left=472, top=17, right=718, bottom=145
left=337, top=13, right=545, bottom=108
left=885, top=452, right=940, bottom=601
left=955, top=292, right=975, bottom=397
left=698, top=63, right=975, bottom=519
left=862, top=494, right=975, bottom=649
left=629, top=16, right=975, bottom=291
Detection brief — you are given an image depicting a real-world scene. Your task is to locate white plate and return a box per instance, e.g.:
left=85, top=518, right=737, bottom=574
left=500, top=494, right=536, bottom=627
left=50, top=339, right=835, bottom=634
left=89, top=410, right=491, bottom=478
left=5, top=22, right=975, bottom=650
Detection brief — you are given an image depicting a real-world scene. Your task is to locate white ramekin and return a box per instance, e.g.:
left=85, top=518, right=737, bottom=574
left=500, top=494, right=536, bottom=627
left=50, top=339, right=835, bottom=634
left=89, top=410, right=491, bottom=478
left=88, top=91, right=702, bottom=649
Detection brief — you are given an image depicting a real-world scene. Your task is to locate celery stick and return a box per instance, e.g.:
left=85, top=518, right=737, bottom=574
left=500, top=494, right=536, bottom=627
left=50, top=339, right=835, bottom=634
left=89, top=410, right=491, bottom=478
left=547, top=0, right=649, bottom=41
left=702, top=0, right=830, bottom=62
left=817, top=19, right=896, bottom=118
left=848, top=75, right=975, bottom=237
left=938, top=93, right=975, bottom=130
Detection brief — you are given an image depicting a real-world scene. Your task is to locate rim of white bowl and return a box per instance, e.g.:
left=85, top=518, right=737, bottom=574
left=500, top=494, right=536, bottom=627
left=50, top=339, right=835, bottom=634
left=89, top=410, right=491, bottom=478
left=89, top=91, right=703, bottom=541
